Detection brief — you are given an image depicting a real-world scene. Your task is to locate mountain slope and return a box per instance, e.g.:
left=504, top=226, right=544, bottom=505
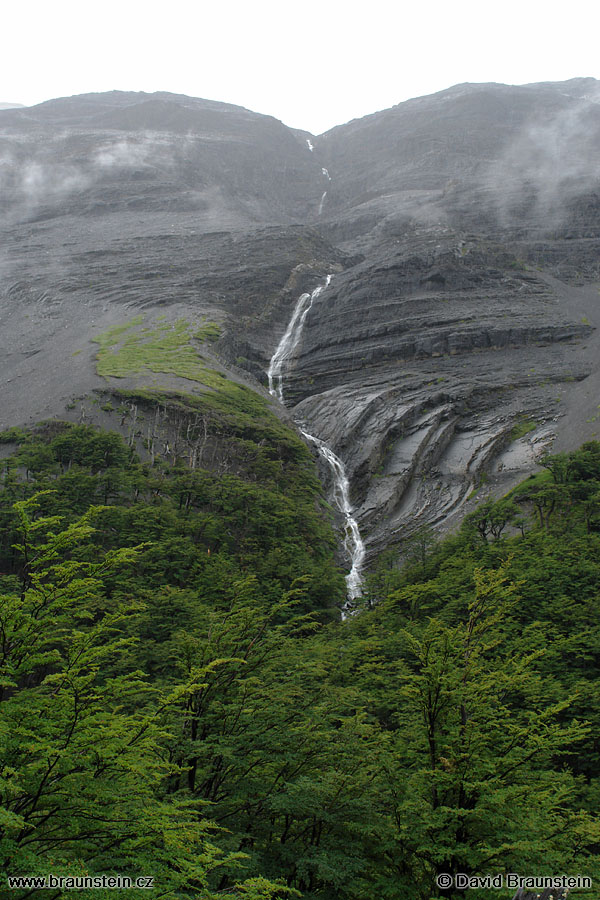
left=2, top=80, right=600, bottom=569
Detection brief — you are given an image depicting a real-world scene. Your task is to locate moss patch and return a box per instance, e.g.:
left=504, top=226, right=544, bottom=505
left=93, top=317, right=207, bottom=380
left=195, top=320, right=222, bottom=343
left=510, top=417, right=537, bottom=441
left=93, top=316, right=244, bottom=400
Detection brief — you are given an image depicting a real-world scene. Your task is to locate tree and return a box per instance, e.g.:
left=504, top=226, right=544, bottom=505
left=462, top=498, right=522, bottom=542
left=0, top=494, right=287, bottom=899
left=343, top=566, right=599, bottom=899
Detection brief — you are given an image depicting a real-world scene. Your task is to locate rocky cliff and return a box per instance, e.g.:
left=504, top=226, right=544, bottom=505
left=2, top=81, right=600, bottom=567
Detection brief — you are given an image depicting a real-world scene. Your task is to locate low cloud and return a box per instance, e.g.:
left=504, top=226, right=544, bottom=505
left=93, top=134, right=170, bottom=170
left=483, top=90, right=600, bottom=229
left=19, top=159, right=91, bottom=202
left=0, top=132, right=176, bottom=217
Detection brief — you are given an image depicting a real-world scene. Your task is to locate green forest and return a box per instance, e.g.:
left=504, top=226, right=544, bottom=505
left=0, top=404, right=599, bottom=899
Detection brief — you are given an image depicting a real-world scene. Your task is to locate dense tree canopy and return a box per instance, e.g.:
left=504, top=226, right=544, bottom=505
left=1, top=423, right=599, bottom=898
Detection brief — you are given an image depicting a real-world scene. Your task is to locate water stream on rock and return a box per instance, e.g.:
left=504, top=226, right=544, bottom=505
left=267, top=276, right=365, bottom=606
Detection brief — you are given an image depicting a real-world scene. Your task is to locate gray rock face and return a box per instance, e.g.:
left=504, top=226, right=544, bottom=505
left=0, top=91, right=325, bottom=226
left=2, top=82, right=600, bottom=564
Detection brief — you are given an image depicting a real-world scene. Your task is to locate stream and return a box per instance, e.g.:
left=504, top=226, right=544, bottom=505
left=267, top=276, right=365, bottom=606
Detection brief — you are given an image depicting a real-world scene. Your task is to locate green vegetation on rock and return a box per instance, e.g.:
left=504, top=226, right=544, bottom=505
left=94, top=316, right=222, bottom=386
left=195, top=319, right=222, bottom=343
left=93, top=317, right=265, bottom=419
left=510, top=415, right=537, bottom=441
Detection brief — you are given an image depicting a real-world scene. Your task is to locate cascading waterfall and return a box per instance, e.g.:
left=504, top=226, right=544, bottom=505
left=299, top=430, right=365, bottom=601
left=267, top=279, right=329, bottom=403
left=317, top=167, right=331, bottom=216
left=267, top=276, right=366, bottom=604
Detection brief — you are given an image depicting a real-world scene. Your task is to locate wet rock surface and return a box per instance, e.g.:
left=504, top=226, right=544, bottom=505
left=2, top=82, right=600, bottom=561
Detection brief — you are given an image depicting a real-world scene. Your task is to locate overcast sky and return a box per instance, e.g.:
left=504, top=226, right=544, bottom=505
left=3, top=0, right=599, bottom=134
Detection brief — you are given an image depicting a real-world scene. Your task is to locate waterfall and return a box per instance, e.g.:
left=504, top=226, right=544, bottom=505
left=267, top=278, right=329, bottom=404
left=267, top=276, right=365, bottom=605
left=318, top=191, right=327, bottom=216
left=299, top=430, right=366, bottom=602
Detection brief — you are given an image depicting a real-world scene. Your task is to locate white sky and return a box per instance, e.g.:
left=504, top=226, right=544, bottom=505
left=3, top=0, right=599, bottom=135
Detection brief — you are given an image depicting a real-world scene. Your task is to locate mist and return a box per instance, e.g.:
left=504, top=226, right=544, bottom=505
left=0, top=132, right=176, bottom=220
left=483, top=89, right=600, bottom=231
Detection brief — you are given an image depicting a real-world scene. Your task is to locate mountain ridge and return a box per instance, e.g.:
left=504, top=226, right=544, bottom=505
left=7, top=76, right=599, bottom=134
